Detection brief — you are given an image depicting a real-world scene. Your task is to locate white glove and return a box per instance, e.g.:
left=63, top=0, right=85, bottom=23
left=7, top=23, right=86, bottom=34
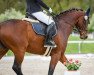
left=49, top=8, right=53, bottom=13
left=43, top=10, right=47, bottom=14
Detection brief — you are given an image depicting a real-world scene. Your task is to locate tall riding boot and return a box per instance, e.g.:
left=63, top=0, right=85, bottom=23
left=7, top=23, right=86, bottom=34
left=44, top=22, right=57, bottom=47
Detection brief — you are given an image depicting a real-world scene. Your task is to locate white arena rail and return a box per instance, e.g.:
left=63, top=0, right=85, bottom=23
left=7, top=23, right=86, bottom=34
left=68, top=41, right=94, bottom=53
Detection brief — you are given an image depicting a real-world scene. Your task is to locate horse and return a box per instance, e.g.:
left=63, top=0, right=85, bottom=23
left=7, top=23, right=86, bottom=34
left=0, top=8, right=90, bottom=75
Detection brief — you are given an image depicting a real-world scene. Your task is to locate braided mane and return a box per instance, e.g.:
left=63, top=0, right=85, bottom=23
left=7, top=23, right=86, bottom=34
left=56, top=8, right=83, bottom=17
left=54, top=8, right=84, bottom=28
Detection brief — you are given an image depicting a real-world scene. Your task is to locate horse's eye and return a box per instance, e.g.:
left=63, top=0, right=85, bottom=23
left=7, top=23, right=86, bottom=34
left=83, top=19, right=87, bottom=24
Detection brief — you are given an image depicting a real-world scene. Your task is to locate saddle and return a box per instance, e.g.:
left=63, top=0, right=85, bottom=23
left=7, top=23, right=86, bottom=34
left=22, top=17, right=57, bottom=37
left=32, top=21, right=47, bottom=36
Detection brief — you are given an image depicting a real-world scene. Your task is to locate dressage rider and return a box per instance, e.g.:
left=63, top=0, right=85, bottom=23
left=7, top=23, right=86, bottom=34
left=26, top=0, right=56, bottom=47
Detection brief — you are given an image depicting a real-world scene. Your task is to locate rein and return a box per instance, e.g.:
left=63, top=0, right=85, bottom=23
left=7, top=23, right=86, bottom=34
left=76, top=26, right=88, bottom=32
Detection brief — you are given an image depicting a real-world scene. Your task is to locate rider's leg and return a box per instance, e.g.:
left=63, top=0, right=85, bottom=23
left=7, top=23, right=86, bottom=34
left=44, top=22, right=57, bottom=47
left=32, top=11, right=56, bottom=47
left=32, top=11, right=53, bottom=25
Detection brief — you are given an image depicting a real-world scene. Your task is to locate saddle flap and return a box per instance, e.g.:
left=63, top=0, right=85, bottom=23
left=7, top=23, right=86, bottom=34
left=22, top=18, right=57, bottom=36
left=32, top=22, right=47, bottom=36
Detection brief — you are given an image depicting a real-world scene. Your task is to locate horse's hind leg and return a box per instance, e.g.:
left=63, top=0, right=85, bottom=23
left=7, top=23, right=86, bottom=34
left=12, top=50, right=25, bottom=75
left=0, top=48, right=8, bottom=60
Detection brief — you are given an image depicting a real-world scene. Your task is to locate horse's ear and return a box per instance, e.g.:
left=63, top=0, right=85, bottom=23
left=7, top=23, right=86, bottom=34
left=84, top=7, right=90, bottom=20
left=86, top=7, right=90, bottom=16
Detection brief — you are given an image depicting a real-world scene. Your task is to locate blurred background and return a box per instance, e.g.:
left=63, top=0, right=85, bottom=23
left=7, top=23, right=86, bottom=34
left=0, top=1, right=94, bottom=75
left=0, top=0, right=94, bottom=55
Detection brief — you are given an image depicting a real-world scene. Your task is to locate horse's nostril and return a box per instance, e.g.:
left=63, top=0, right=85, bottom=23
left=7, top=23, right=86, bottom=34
left=83, top=36, right=88, bottom=39
left=85, top=36, right=88, bottom=39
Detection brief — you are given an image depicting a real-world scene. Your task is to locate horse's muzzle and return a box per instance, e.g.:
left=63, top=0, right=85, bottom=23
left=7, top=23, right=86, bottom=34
left=80, top=35, right=88, bottom=39
left=80, top=31, right=88, bottom=39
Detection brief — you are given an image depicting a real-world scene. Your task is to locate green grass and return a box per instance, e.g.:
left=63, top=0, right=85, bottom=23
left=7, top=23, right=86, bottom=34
left=81, top=44, right=94, bottom=53
left=7, top=50, right=13, bottom=56
left=68, top=35, right=81, bottom=41
left=6, top=35, right=94, bottom=56
left=6, top=50, right=31, bottom=56
left=68, top=35, right=94, bottom=41
left=65, top=35, right=94, bottom=54
left=65, top=43, right=79, bottom=54
left=65, top=43, right=94, bottom=54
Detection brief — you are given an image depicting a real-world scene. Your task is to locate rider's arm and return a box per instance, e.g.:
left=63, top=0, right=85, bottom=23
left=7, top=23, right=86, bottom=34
left=36, top=0, right=49, bottom=10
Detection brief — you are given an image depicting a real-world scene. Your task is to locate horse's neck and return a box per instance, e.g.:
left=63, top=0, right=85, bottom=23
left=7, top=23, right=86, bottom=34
left=61, top=22, right=73, bottom=39
left=57, top=11, right=83, bottom=25
left=56, top=12, right=80, bottom=40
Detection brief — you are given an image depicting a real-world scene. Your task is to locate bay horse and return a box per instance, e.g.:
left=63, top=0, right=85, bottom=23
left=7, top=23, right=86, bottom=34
left=0, top=8, right=90, bottom=75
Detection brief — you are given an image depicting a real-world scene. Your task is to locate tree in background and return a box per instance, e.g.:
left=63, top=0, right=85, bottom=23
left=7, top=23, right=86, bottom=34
left=0, top=8, right=24, bottom=22
left=88, top=14, right=94, bottom=32
left=0, top=0, right=94, bottom=32
left=0, top=0, right=93, bottom=14
left=0, top=0, right=25, bottom=14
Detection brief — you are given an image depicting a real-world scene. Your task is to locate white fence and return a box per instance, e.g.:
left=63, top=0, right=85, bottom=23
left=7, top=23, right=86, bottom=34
left=68, top=41, right=94, bottom=53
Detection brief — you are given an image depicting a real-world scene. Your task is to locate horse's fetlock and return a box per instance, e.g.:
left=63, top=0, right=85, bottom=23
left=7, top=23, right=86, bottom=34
left=12, top=65, right=17, bottom=71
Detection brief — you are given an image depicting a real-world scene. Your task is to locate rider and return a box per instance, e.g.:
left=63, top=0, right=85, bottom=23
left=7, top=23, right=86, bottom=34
left=26, top=0, right=56, bottom=47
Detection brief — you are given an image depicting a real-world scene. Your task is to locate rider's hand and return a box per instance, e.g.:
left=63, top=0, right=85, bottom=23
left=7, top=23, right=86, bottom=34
left=49, top=8, right=53, bottom=13
left=43, top=10, right=47, bottom=14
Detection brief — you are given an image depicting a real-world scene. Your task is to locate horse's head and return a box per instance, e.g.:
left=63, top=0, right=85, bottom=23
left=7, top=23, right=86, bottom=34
left=75, top=8, right=90, bottom=39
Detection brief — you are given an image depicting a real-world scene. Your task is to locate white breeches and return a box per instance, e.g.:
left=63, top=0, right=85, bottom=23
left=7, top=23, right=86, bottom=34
left=32, top=11, right=54, bottom=25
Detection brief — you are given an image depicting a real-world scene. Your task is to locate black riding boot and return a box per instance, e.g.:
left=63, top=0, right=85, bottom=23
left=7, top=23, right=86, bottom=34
left=44, top=22, right=57, bottom=47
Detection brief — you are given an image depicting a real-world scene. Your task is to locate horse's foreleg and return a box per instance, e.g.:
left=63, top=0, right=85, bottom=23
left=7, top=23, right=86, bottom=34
left=60, top=53, right=68, bottom=65
left=0, top=48, right=8, bottom=60
left=12, top=50, right=25, bottom=75
left=48, top=52, right=61, bottom=75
